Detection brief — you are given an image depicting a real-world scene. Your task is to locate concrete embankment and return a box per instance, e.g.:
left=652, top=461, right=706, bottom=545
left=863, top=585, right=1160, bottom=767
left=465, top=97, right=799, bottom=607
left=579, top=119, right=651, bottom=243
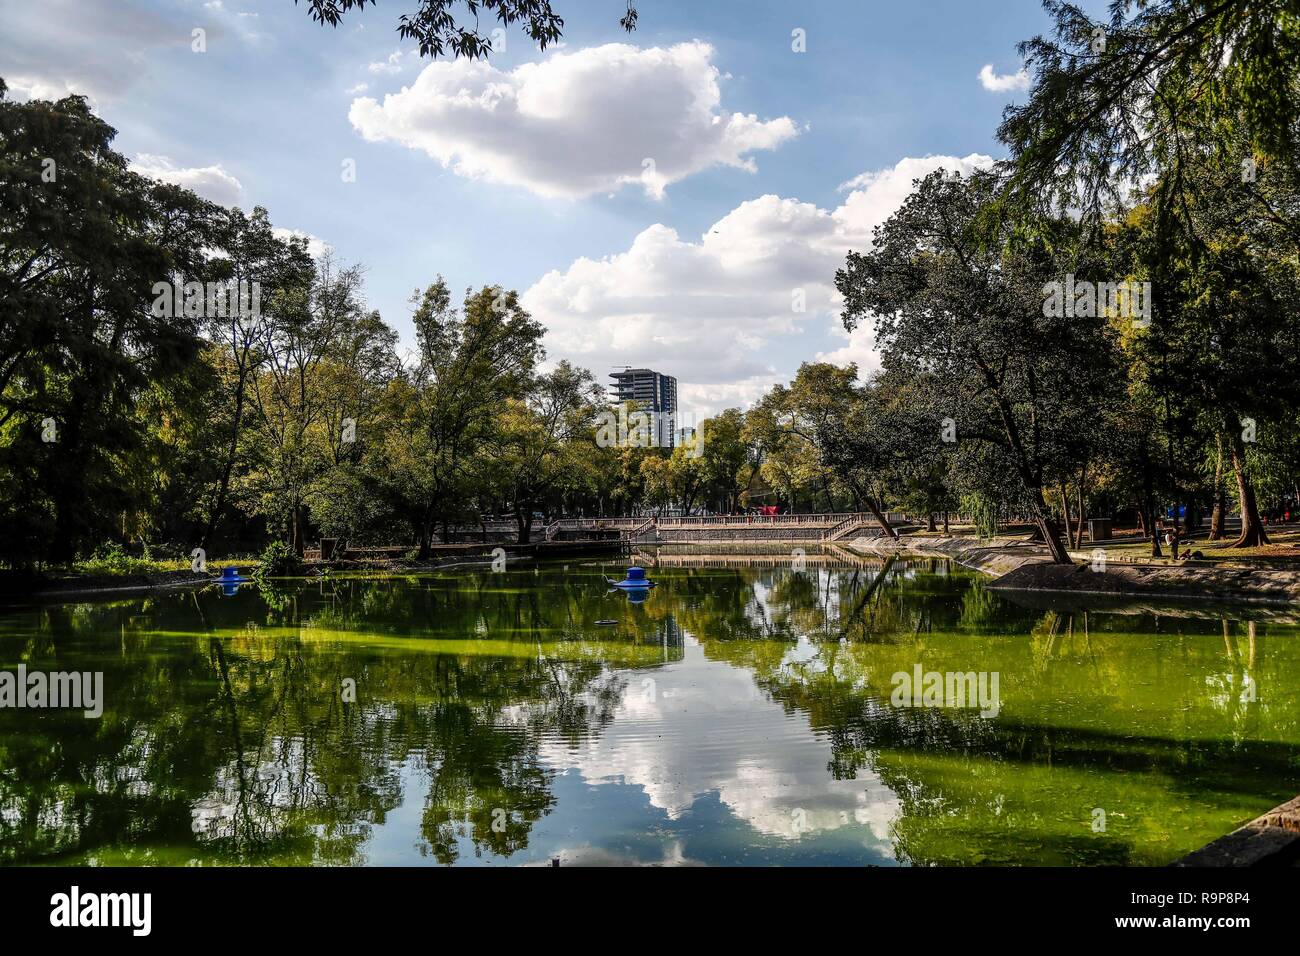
left=9, top=568, right=215, bottom=599
left=846, top=534, right=1300, bottom=605
left=1177, top=795, right=1300, bottom=866
left=990, top=560, right=1300, bottom=604
left=846, top=535, right=1047, bottom=576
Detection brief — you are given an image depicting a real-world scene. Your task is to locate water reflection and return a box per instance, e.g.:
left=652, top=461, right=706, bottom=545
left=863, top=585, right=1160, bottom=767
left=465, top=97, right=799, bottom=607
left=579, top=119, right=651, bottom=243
left=1, top=556, right=1298, bottom=866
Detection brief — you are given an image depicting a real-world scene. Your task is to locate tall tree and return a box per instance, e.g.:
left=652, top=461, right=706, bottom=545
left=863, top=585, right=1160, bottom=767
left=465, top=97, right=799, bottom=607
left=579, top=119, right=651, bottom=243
left=489, top=361, right=602, bottom=542
left=997, top=1, right=1300, bottom=549
left=387, top=281, right=543, bottom=556
left=838, top=170, right=1120, bottom=563
left=243, top=255, right=373, bottom=554
left=696, top=409, right=749, bottom=514
left=0, top=85, right=215, bottom=565
left=199, top=208, right=316, bottom=550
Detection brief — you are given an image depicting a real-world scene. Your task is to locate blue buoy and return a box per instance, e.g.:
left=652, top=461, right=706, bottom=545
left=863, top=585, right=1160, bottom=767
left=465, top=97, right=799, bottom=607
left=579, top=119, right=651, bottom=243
left=608, top=566, right=656, bottom=590
left=214, top=565, right=248, bottom=597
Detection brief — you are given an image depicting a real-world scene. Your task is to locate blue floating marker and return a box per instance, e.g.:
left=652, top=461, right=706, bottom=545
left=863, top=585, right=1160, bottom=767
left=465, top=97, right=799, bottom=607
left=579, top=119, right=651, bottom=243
left=214, top=565, right=248, bottom=596
left=608, top=566, right=656, bottom=590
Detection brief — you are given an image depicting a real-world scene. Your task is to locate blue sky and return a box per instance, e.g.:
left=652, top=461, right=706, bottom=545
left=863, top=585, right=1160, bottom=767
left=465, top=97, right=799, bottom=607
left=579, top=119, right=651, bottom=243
left=0, top=0, right=1100, bottom=416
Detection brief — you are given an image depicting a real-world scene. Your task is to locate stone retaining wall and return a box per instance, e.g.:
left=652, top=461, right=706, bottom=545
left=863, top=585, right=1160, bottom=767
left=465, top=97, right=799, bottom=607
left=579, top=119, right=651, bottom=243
left=647, top=527, right=905, bottom=544
left=1177, top=794, right=1300, bottom=866
left=847, top=533, right=1300, bottom=605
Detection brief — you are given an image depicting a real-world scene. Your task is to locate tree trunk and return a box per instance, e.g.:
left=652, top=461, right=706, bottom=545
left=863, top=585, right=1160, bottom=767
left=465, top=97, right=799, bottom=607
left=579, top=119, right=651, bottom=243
left=1184, top=494, right=1200, bottom=533
left=1037, top=513, right=1072, bottom=563
left=1074, top=470, right=1086, bottom=549
left=1147, top=502, right=1163, bottom=558
left=1227, top=426, right=1269, bottom=547
left=861, top=497, right=898, bottom=541
left=1209, top=433, right=1226, bottom=540
left=418, top=513, right=433, bottom=560
left=1057, top=483, right=1072, bottom=550
left=926, top=512, right=937, bottom=532
left=1141, top=455, right=1162, bottom=557
left=1032, top=490, right=1072, bottom=564
left=200, top=372, right=250, bottom=550
left=819, top=475, right=836, bottom=513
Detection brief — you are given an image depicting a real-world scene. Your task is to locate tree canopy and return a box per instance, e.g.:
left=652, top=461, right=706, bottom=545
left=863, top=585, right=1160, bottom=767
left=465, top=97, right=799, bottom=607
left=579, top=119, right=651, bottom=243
left=296, top=0, right=638, bottom=58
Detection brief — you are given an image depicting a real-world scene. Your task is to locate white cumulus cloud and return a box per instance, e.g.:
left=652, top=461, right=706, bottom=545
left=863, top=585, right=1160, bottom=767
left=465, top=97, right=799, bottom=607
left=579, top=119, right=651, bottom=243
left=132, top=154, right=246, bottom=208
left=367, top=50, right=410, bottom=75
left=536, top=638, right=903, bottom=842
left=348, top=41, right=799, bottom=199
left=522, top=153, right=993, bottom=417
left=272, top=227, right=330, bottom=260
left=0, top=0, right=193, bottom=102
left=816, top=324, right=882, bottom=377
left=978, top=64, right=1030, bottom=93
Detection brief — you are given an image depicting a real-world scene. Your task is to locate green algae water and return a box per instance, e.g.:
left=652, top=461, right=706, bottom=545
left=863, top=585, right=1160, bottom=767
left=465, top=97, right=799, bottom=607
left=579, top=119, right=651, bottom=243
left=2, top=555, right=1298, bottom=866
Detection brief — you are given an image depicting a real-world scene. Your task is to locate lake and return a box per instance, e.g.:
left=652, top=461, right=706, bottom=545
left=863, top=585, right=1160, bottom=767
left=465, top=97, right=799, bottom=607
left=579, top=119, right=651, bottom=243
left=2, top=555, right=1298, bottom=866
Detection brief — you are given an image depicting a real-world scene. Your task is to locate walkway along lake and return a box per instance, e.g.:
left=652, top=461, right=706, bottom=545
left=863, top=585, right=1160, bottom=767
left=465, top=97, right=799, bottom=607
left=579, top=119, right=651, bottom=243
left=1, top=555, right=1297, bottom=866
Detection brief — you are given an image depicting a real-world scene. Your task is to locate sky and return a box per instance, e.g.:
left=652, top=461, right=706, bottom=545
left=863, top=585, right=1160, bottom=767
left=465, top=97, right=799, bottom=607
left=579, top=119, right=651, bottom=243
left=0, top=0, right=1098, bottom=418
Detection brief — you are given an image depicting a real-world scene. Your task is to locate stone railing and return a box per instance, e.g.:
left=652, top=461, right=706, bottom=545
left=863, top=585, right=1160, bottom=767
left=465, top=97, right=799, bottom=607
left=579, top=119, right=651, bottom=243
left=444, top=512, right=922, bottom=538
left=654, top=513, right=906, bottom=528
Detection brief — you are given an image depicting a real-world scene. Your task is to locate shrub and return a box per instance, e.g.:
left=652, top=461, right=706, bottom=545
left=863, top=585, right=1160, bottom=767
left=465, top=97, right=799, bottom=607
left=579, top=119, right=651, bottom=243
left=961, top=493, right=1000, bottom=539
left=253, top=540, right=304, bottom=582
left=76, top=544, right=159, bottom=577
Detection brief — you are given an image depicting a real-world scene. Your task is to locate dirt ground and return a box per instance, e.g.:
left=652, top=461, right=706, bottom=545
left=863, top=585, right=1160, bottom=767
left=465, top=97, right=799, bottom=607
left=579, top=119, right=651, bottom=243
left=1086, top=524, right=1300, bottom=564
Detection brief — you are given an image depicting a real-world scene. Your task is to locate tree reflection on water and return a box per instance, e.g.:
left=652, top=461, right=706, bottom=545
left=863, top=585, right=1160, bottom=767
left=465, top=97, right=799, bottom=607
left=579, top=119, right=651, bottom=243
left=1, top=559, right=1298, bottom=866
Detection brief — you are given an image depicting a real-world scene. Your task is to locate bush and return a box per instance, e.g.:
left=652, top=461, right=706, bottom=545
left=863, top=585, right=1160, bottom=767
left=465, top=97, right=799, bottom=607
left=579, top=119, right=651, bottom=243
left=76, top=544, right=160, bottom=577
left=961, top=493, right=999, bottom=539
left=253, top=540, right=304, bottom=582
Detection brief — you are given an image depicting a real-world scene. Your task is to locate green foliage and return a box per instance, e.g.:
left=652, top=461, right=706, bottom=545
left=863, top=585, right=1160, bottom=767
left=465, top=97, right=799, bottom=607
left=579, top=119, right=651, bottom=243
left=74, top=545, right=164, bottom=577
left=999, top=0, right=1300, bottom=234
left=9, top=19, right=1300, bottom=574
left=961, top=494, right=999, bottom=539
left=0, top=85, right=217, bottom=566
left=254, top=540, right=304, bottom=581
left=297, top=0, right=638, bottom=59
left=838, top=168, right=1120, bottom=559
left=986, top=0, right=1300, bottom=548
left=383, top=280, right=546, bottom=554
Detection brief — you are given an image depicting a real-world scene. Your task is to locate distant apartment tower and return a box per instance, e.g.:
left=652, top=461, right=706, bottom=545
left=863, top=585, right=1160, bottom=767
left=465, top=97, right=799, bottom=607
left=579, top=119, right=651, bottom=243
left=609, top=367, right=677, bottom=447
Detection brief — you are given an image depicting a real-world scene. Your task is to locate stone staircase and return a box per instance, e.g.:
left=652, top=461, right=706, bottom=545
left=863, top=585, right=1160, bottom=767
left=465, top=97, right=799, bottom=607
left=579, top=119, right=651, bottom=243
left=822, top=513, right=870, bottom=542
left=627, top=517, right=657, bottom=540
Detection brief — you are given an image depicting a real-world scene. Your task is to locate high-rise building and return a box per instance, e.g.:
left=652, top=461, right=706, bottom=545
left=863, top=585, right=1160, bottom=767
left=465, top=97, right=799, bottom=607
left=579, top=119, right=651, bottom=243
left=609, top=368, right=677, bottom=447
